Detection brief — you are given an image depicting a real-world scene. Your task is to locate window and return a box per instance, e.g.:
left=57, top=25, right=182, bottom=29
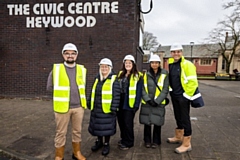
left=143, top=54, right=149, bottom=63
left=200, top=59, right=211, bottom=65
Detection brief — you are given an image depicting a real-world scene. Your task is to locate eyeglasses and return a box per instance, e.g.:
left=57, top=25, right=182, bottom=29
left=63, top=52, right=77, bottom=56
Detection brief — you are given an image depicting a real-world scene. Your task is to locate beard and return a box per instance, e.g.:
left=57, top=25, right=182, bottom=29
left=66, top=60, right=75, bottom=64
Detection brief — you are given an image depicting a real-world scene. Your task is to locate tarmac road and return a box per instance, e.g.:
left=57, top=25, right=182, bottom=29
left=0, top=80, right=240, bottom=160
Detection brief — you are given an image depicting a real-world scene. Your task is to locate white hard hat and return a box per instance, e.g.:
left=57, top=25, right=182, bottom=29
left=62, top=43, right=78, bottom=54
left=99, top=58, right=113, bottom=68
left=149, top=54, right=161, bottom=62
left=123, top=55, right=135, bottom=63
left=170, top=43, right=183, bottom=51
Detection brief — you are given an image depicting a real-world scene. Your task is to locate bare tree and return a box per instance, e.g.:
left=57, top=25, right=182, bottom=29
left=223, top=0, right=240, bottom=14
left=142, top=31, right=159, bottom=51
left=204, top=5, right=240, bottom=73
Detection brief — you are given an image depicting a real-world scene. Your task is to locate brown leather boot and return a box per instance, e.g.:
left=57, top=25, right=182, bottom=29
left=167, top=129, right=184, bottom=144
left=72, top=142, right=86, bottom=160
left=55, top=146, right=64, bottom=160
left=175, top=136, right=192, bottom=154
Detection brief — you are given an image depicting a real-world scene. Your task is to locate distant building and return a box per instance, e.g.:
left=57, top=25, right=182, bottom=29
left=143, top=43, right=240, bottom=75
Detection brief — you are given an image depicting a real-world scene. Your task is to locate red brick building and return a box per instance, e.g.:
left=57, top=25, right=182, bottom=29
left=142, top=44, right=219, bottom=76
left=0, top=0, right=144, bottom=98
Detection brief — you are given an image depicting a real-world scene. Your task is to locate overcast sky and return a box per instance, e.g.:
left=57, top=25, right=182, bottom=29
left=141, top=0, right=234, bottom=46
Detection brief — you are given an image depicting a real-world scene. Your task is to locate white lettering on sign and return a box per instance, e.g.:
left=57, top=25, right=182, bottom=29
left=26, top=16, right=96, bottom=28
left=33, top=3, right=64, bottom=15
left=7, top=4, right=30, bottom=15
left=7, top=1, right=118, bottom=28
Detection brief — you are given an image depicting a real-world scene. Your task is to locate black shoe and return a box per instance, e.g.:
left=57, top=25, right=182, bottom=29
left=119, top=144, right=129, bottom=150
left=145, top=143, right=151, bottom=148
left=118, top=140, right=122, bottom=146
left=102, top=143, right=110, bottom=156
left=91, top=140, right=103, bottom=152
left=151, top=143, right=159, bottom=149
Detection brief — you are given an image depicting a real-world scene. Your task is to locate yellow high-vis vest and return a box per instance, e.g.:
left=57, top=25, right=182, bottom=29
left=118, top=71, right=142, bottom=108
left=168, top=57, right=198, bottom=99
left=90, top=75, right=116, bottom=113
left=53, top=64, right=87, bottom=113
left=142, top=73, right=167, bottom=105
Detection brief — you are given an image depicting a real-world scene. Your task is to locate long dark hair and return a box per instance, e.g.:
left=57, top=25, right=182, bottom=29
left=118, top=60, right=140, bottom=79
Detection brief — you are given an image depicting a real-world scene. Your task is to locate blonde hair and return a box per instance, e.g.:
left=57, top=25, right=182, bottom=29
left=99, top=66, right=112, bottom=81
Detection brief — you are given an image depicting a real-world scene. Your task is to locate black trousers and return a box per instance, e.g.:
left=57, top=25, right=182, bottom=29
left=117, top=108, right=135, bottom=147
left=144, top=124, right=161, bottom=145
left=97, top=136, right=110, bottom=143
left=171, top=94, right=192, bottom=136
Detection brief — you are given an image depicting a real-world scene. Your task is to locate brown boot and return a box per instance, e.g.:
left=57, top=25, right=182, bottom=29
left=175, top=136, right=192, bottom=154
left=55, top=146, right=64, bottom=160
left=72, top=142, right=86, bottom=160
left=167, top=129, right=184, bottom=144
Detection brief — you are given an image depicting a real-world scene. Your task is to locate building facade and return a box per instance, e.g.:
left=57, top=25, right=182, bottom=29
left=0, top=0, right=144, bottom=98
left=143, top=43, right=240, bottom=77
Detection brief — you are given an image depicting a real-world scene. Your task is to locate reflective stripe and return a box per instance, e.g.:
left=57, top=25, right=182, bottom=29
left=191, top=93, right=201, bottom=100
left=183, top=92, right=191, bottom=100
left=102, top=91, right=112, bottom=94
left=102, top=100, right=112, bottom=103
left=129, top=87, right=136, bottom=90
left=183, top=92, right=201, bottom=100
left=187, top=75, right=197, bottom=80
left=129, top=95, right=136, bottom=98
left=78, top=85, right=85, bottom=89
left=54, top=86, right=70, bottom=90
left=54, top=64, right=60, bottom=86
left=53, top=97, right=69, bottom=101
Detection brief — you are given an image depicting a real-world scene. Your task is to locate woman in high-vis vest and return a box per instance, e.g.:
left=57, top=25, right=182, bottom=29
left=117, top=55, right=143, bottom=150
left=140, top=54, right=169, bottom=149
left=88, top=58, right=120, bottom=156
left=47, top=43, right=87, bottom=160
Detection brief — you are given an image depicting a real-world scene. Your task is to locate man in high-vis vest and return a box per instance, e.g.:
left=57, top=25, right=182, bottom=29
left=47, top=43, right=87, bottom=160
left=167, top=43, right=198, bottom=154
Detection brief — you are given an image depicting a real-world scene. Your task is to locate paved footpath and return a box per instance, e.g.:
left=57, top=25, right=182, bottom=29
left=0, top=80, right=240, bottom=160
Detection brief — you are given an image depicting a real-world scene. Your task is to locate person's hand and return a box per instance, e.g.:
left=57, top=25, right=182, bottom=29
left=147, top=100, right=152, bottom=105
left=147, top=100, right=158, bottom=107
left=134, top=107, right=139, bottom=113
left=151, top=100, right=158, bottom=107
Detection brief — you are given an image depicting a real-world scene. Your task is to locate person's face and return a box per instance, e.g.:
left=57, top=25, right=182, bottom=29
left=170, top=50, right=183, bottom=61
left=63, top=50, right=78, bottom=64
left=124, top=60, right=133, bottom=71
left=100, top=64, right=110, bottom=76
left=150, top=61, right=160, bottom=70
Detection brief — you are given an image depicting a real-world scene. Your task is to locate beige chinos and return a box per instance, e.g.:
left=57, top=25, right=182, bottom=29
left=54, top=107, right=84, bottom=148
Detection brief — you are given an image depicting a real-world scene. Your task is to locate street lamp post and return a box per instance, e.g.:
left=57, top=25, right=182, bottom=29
left=190, top=42, right=194, bottom=62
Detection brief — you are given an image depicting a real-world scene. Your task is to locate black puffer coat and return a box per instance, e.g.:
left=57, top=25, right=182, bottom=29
left=139, top=68, right=169, bottom=126
left=88, top=73, right=121, bottom=136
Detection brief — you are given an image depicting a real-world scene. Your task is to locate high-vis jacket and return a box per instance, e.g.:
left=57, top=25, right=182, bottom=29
left=142, top=73, right=167, bottom=105
left=168, top=56, right=198, bottom=100
left=90, top=75, right=116, bottom=113
left=118, top=71, right=142, bottom=108
left=53, top=64, right=87, bottom=113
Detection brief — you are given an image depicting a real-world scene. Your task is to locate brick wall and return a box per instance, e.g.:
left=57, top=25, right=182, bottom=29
left=0, top=0, right=142, bottom=98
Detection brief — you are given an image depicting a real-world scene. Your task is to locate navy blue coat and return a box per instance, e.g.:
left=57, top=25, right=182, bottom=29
left=88, top=73, right=121, bottom=136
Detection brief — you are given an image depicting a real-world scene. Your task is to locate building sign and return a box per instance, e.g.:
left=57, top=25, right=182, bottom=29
left=7, top=1, right=119, bottom=28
